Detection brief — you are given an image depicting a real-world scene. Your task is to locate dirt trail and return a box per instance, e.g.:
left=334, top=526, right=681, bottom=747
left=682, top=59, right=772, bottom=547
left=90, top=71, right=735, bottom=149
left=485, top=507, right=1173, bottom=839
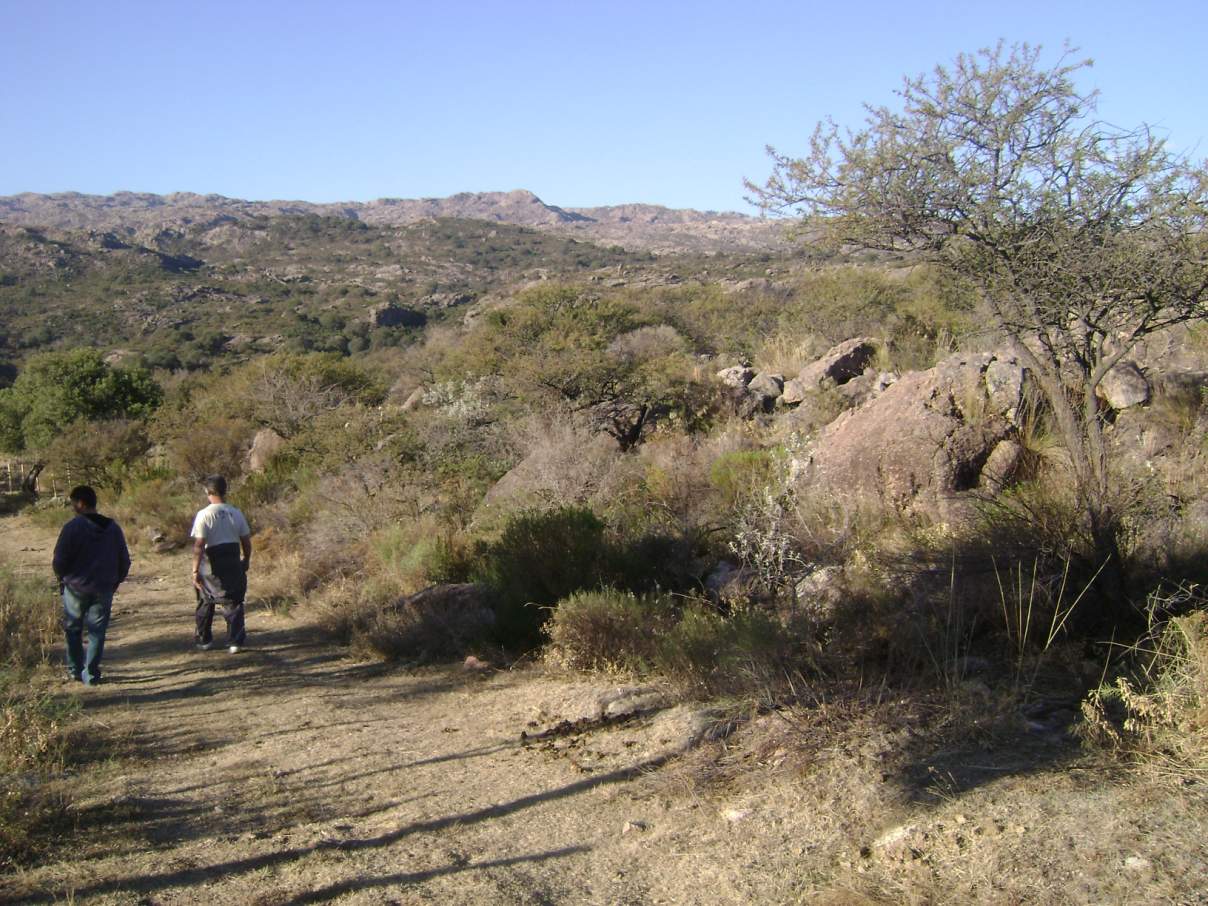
left=0, top=516, right=762, bottom=905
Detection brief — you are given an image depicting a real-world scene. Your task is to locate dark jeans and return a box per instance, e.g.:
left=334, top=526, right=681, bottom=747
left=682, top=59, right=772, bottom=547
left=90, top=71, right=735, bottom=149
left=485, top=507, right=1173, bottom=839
left=63, top=586, right=113, bottom=684
left=195, top=595, right=246, bottom=646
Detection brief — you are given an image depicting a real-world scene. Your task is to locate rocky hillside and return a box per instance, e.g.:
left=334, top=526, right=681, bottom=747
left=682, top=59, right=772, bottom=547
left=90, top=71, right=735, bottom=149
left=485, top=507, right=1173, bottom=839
left=0, top=190, right=785, bottom=254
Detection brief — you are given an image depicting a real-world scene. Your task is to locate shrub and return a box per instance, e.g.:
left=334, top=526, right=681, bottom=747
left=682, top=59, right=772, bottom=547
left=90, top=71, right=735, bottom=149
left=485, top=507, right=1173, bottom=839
left=1080, top=600, right=1208, bottom=782
left=116, top=475, right=197, bottom=546
left=545, top=589, right=675, bottom=673
left=0, top=347, right=161, bottom=452
left=168, top=416, right=254, bottom=482
left=471, top=506, right=611, bottom=648
left=317, top=579, right=495, bottom=662
left=371, top=521, right=473, bottom=592
left=656, top=602, right=797, bottom=697
left=45, top=419, right=152, bottom=493
left=0, top=567, right=78, bottom=869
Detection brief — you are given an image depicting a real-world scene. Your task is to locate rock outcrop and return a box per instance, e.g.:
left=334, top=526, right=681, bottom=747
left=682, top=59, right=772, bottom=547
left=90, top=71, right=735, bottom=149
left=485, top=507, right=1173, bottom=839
left=799, top=351, right=1029, bottom=522
left=782, top=338, right=880, bottom=405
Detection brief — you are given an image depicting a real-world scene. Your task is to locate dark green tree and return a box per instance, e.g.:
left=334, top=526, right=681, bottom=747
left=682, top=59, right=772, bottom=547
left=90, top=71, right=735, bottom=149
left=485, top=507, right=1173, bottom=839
left=0, top=348, right=162, bottom=452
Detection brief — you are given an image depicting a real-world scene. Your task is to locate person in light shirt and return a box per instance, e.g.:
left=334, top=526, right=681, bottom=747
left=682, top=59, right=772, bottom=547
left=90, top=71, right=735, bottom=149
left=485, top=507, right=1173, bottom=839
left=190, top=475, right=252, bottom=653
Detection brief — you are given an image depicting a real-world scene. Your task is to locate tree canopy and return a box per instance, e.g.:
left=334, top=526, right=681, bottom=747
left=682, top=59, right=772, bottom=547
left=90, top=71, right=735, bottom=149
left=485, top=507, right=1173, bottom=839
left=0, top=348, right=162, bottom=452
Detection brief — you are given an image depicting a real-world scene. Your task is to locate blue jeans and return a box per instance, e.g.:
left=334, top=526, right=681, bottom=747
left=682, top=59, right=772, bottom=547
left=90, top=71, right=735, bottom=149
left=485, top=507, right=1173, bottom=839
left=62, top=587, right=113, bottom=684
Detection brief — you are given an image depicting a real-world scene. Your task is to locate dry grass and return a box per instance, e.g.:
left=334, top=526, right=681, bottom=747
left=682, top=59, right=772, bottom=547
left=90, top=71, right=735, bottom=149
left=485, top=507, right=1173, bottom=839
left=1081, top=598, right=1208, bottom=783
left=0, top=567, right=58, bottom=670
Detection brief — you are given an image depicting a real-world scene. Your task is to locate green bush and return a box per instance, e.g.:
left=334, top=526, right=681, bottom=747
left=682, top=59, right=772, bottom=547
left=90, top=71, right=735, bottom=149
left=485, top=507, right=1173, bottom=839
left=0, top=348, right=161, bottom=452
left=545, top=589, right=675, bottom=673
left=472, top=506, right=611, bottom=648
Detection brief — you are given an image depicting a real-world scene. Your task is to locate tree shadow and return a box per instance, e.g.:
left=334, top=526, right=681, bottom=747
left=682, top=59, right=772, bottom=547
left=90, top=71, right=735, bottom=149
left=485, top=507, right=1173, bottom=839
left=18, top=755, right=668, bottom=902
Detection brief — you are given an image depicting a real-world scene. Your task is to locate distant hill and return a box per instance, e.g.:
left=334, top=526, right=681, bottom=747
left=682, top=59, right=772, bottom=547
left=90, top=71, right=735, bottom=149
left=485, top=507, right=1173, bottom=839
left=0, top=190, right=785, bottom=254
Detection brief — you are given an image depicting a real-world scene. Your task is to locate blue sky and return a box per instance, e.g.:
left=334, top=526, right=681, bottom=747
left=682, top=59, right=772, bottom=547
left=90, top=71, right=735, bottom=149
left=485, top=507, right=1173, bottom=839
left=1, top=1, right=1205, bottom=212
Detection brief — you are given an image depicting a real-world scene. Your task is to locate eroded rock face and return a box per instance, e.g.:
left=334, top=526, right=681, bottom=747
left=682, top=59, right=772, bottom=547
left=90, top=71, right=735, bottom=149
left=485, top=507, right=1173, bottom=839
left=782, top=337, right=880, bottom=404
left=799, top=352, right=1028, bottom=522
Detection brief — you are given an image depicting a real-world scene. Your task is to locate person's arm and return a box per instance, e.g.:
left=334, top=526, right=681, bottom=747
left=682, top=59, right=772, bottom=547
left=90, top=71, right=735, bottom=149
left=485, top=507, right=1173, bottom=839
left=116, top=527, right=131, bottom=588
left=191, top=537, right=206, bottom=591
left=52, top=523, right=75, bottom=584
left=240, top=534, right=252, bottom=571
left=52, top=521, right=74, bottom=591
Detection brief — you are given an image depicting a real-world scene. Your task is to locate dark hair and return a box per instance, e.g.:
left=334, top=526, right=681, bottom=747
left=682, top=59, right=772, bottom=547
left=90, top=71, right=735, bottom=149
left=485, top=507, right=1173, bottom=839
left=204, top=475, right=228, bottom=498
left=69, top=485, right=98, bottom=509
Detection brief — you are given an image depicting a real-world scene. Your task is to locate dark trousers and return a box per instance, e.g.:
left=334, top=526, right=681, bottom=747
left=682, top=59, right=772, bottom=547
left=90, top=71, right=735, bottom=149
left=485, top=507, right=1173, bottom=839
left=195, top=541, right=247, bottom=646
left=63, top=586, right=113, bottom=683
left=195, top=595, right=246, bottom=646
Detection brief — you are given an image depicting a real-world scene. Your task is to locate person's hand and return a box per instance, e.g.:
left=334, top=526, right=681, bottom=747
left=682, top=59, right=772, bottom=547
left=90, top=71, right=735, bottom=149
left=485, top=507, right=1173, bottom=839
left=192, top=572, right=204, bottom=592
left=241, top=559, right=250, bottom=574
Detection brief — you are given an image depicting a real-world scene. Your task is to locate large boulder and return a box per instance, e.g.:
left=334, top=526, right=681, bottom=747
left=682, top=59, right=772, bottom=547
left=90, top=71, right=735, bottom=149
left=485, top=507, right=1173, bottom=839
left=245, top=428, right=286, bottom=473
left=782, top=337, right=880, bottom=405
left=798, top=352, right=1027, bottom=522
left=1097, top=361, right=1151, bottom=410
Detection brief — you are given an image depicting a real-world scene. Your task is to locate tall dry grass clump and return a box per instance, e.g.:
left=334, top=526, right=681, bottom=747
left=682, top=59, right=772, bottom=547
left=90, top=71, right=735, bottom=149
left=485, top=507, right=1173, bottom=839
left=0, top=563, right=79, bottom=868
left=0, top=567, right=57, bottom=669
left=1081, top=590, right=1208, bottom=782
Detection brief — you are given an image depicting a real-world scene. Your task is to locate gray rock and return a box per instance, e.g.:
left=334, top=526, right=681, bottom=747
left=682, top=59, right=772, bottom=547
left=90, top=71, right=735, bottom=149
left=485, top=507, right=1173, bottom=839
left=245, top=428, right=286, bottom=473
left=747, top=372, right=785, bottom=399
left=794, top=565, right=845, bottom=622
left=783, top=337, right=880, bottom=404
left=1098, top=361, right=1151, bottom=410
left=400, top=387, right=425, bottom=412
left=984, top=358, right=1027, bottom=416
left=716, top=365, right=755, bottom=389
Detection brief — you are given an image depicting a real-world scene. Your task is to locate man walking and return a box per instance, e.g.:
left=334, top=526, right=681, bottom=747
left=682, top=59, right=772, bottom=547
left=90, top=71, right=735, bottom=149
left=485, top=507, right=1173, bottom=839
left=52, top=485, right=131, bottom=686
left=191, top=475, right=252, bottom=653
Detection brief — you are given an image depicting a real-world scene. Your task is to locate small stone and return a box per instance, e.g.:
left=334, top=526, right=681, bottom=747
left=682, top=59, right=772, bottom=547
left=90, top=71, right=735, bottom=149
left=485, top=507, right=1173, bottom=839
left=462, top=655, right=490, bottom=672
left=622, top=821, right=648, bottom=835
left=721, top=808, right=752, bottom=824
left=1123, top=855, right=1151, bottom=872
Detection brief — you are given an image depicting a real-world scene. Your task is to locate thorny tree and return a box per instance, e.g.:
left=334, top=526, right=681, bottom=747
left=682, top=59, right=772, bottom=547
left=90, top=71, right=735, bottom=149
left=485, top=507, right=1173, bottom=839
left=748, top=42, right=1208, bottom=617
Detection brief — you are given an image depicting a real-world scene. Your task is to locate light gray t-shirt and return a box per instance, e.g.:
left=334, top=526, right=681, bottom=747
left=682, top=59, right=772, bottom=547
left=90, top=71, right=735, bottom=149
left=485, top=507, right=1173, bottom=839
left=190, top=503, right=251, bottom=548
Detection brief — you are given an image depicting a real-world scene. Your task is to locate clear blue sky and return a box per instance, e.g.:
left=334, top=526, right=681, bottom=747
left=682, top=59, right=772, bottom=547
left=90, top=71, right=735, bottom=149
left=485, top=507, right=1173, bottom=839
left=2, top=0, right=1205, bottom=212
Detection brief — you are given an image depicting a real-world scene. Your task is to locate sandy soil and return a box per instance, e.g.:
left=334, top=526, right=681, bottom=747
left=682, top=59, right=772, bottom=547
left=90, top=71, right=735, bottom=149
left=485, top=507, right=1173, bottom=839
left=1, top=514, right=1206, bottom=905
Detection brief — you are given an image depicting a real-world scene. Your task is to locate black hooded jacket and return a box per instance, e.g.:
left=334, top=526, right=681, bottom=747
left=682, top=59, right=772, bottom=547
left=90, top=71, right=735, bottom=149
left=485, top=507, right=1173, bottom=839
left=52, top=513, right=131, bottom=596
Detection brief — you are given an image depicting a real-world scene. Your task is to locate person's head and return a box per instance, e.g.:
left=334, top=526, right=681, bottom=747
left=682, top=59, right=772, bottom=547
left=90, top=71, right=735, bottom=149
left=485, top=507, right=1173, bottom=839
left=203, top=475, right=227, bottom=501
left=68, top=485, right=98, bottom=514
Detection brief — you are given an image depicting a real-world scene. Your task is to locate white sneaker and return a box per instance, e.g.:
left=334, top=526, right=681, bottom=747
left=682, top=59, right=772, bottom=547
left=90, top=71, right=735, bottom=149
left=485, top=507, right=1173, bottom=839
left=229, top=645, right=241, bottom=654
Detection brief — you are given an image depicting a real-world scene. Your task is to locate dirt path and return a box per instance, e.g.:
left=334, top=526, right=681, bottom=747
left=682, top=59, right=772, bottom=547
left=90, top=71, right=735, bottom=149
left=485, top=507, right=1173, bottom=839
left=3, top=514, right=1207, bottom=905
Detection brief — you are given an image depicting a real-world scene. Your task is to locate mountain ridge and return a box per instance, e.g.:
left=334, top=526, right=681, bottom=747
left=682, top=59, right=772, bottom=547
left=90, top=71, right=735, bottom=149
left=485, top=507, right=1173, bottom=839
left=0, top=189, right=783, bottom=253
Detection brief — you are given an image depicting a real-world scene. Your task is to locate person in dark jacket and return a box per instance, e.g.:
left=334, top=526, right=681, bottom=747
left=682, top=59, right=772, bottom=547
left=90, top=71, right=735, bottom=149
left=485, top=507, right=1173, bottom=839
left=52, top=485, right=131, bottom=685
